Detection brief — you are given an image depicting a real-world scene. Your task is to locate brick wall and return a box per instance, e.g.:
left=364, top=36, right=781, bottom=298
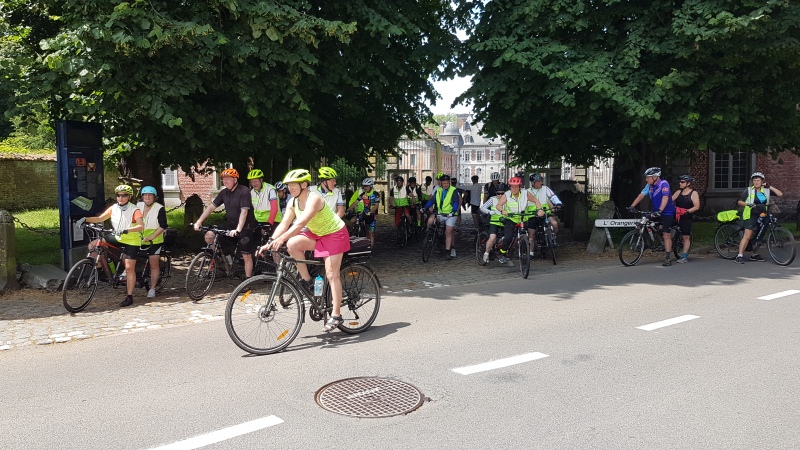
left=755, top=151, right=800, bottom=210
left=175, top=166, right=219, bottom=207
left=0, top=155, right=120, bottom=211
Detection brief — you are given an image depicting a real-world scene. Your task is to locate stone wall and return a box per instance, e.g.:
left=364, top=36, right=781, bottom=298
left=0, top=154, right=120, bottom=211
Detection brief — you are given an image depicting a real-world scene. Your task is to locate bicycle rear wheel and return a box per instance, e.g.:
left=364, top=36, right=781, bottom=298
left=517, top=237, right=531, bottom=279
left=422, top=227, right=437, bottom=262
left=225, top=275, right=303, bottom=355
left=714, top=224, right=742, bottom=260
left=186, top=252, right=217, bottom=301
left=396, top=221, right=408, bottom=247
left=338, top=262, right=381, bottom=334
left=63, top=259, right=98, bottom=313
left=767, top=226, right=796, bottom=266
left=475, top=231, right=489, bottom=266
left=545, top=227, right=557, bottom=265
left=619, top=230, right=645, bottom=266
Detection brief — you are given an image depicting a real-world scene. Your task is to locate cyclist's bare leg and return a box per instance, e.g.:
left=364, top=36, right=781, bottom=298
left=426, top=213, right=435, bottom=229
left=286, top=234, right=316, bottom=282
left=445, top=225, right=454, bottom=249
left=242, top=253, right=253, bottom=277
left=550, top=216, right=559, bottom=234
left=324, top=253, right=344, bottom=317
left=663, top=231, right=672, bottom=254
left=486, top=232, right=498, bottom=250
left=527, top=228, right=536, bottom=253
left=404, top=207, right=414, bottom=226
left=681, top=235, right=691, bottom=254
left=738, top=229, right=756, bottom=255
left=123, top=256, right=136, bottom=295
left=148, top=254, right=160, bottom=287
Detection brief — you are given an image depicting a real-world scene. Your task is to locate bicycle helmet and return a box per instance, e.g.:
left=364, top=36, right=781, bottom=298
left=644, top=167, right=661, bottom=177
left=395, top=176, right=404, bottom=182
left=530, top=174, right=543, bottom=182
left=751, top=171, right=765, bottom=180
left=408, top=176, right=417, bottom=183
left=274, top=181, right=288, bottom=192
left=496, top=183, right=507, bottom=194
left=679, top=175, right=695, bottom=183
left=141, top=186, right=157, bottom=195
left=115, top=184, right=134, bottom=195
left=508, top=176, right=522, bottom=186
left=247, top=169, right=264, bottom=180
left=220, top=168, right=239, bottom=178
left=283, top=169, right=312, bottom=184
left=436, top=172, right=444, bottom=180
left=439, top=174, right=451, bottom=181
left=490, top=172, right=501, bottom=181
left=318, top=166, right=338, bottom=180
left=361, top=177, right=374, bottom=186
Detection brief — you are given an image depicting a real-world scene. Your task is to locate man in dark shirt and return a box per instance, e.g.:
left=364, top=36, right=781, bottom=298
left=194, top=168, right=257, bottom=277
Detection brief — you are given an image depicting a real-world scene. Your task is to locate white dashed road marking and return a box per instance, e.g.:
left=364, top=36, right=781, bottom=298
left=636, top=315, right=699, bottom=331
left=758, top=290, right=800, bottom=301
left=151, top=415, right=283, bottom=450
left=452, top=352, right=549, bottom=375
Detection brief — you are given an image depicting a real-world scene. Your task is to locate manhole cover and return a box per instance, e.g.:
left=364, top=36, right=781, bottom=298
left=315, top=377, right=424, bottom=418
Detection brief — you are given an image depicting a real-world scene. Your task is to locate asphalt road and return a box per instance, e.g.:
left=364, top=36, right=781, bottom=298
left=1, top=255, right=799, bottom=449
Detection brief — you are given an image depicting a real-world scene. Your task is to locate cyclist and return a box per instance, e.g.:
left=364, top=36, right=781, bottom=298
left=248, top=169, right=279, bottom=247
left=422, top=175, right=435, bottom=204
left=407, top=176, right=424, bottom=227
left=347, top=177, right=380, bottom=248
left=452, top=178, right=464, bottom=232
left=275, top=181, right=291, bottom=221
left=260, top=169, right=350, bottom=332
left=424, top=174, right=460, bottom=260
left=466, top=175, right=484, bottom=229
left=76, top=184, right=144, bottom=307
left=479, top=183, right=508, bottom=263
left=137, top=186, right=168, bottom=299
left=194, top=168, right=257, bottom=278
left=735, top=171, right=784, bottom=264
left=388, top=176, right=414, bottom=235
left=309, top=166, right=346, bottom=218
left=671, top=175, right=701, bottom=263
left=495, top=176, right=545, bottom=263
left=526, top=174, right=563, bottom=257
left=629, top=167, right=676, bottom=266
left=485, top=172, right=502, bottom=199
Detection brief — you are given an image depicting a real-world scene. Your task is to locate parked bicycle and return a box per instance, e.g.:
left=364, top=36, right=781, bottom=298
left=619, top=210, right=693, bottom=266
left=62, top=224, right=172, bottom=313
left=475, top=213, right=531, bottom=278
left=714, top=209, right=796, bottom=265
left=185, top=224, right=275, bottom=301
left=225, top=244, right=381, bottom=355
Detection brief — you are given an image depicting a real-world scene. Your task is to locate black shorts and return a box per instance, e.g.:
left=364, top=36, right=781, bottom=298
left=677, top=217, right=693, bottom=236
left=488, top=223, right=503, bottom=235
left=527, top=216, right=544, bottom=230
left=141, top=243, right=164, bottom=256
left=105, top=236, right=139, bottom=258
left=658, top=214, right=676, bottom=231
left=220, top=225, right=256, bottom=254
left=744, top=216, right=759, bottom=231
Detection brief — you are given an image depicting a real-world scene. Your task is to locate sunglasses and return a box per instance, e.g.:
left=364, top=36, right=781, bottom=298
left=679, top=180, right=687, bottom=183
left=116, top=193, right=130, bottom=197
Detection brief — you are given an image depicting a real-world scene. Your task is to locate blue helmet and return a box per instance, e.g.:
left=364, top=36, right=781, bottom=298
left=141, top=186, right=157, bottom=195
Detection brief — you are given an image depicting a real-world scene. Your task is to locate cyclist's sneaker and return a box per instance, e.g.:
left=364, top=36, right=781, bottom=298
left=735, top=255, right=745, bottom=264
left=147, top=288, right=156, bottom=299
left=446, top=249, right=453, bottom=260
left=119, top=295, right=133, bottom=307
left=450, top=248, right=457, bottom=258
left=662, top=258, right=671, bottom=267
left=749, top=254, right=765, bottom=262
left=676, top=257, right=688, bottom=264
left=529, top=251, right=535, bottom=258
left=498, top=256, right=509, bottom=264
left=322, top=315, right=343, bottom=332
left=483, top=252, right=489, bottom=263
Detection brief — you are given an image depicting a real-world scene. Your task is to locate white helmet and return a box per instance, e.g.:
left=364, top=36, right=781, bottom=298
left=644, top=167, right=661, bottom=177
left=490, top=172, right=501, bottom=181
left=361, top=177, right=374, bottom=186
left=751, top=172, right=765, bottom=180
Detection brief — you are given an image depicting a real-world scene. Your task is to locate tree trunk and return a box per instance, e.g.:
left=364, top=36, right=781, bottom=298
left=609, top=144, right=666, bottom=215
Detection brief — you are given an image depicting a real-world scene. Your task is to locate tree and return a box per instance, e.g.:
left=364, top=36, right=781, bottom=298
left=2, top=0, right=465, bottom=183
left=459, top=0, right=800, bottom=208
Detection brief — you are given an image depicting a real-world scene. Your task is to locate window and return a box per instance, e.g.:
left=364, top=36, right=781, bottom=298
left=500, top=152, right=506, bottom=161
left=490, top=151, right=495, bottom=161
left=462, top=151, right=469, bottom=162
left=161, top=169, right=178, bottom=189
left=464, top=168, right=470, bottom=179
left=711, top=151, right=752, bottom=190
left=410, top=154, right=416, bottom=167
left=476, top=151, right=482, bottom=162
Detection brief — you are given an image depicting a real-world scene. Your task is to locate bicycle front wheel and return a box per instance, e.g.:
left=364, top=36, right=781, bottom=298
left=396, top=221, right=408, bottom=247
left=475, top=231, right=489, bottom=266
left=225, top=275, right=303, bottom=355
left=714, top=224, right=742, bottom=260
left=338, top=262, right=381, bottom=334
left=767, top=226, right=796, bottom=266
left=517, top=236, right=531, bottom=279
left=619, top=230, right=645, bottom=266
left=63, top=259, right=98, bottom=313
left=186, top=252, right=217, bottom=301
left=422, top=227, right=437, bottom=262
left=149, top=254, right=171, bottom=293
left=545, top=227, right=557, bottom=265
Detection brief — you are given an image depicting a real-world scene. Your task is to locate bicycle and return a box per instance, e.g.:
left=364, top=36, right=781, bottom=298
left=185, top=225, right=274, bottom=301
left=393, top=206, right=418, bottom=247
left=618, top=210, right=693, bottom=266
left=421, top=213, right=448, bottom=262
left=714, top=209, right=796, bottom=265
left=224, top=247, right=381, bottom=355
left=62, top=224, right=172, bottom=313
left=349, top=212, right=368, bottom=238
left=531, top=208, right=558, bottom=265
left=475, top=213, right=531, bottom=278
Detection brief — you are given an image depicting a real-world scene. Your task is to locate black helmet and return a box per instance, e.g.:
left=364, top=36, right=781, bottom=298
left=395, top=176, right=404, bottom=182
left=679, top=175, right=694, bottom=183
left=530, top=174, right=543, bottom=182
left=408, top=176, right=417, bottom=183
left=439, top=174, right=451, bottom=181
left=496, top=183, right=507, bottom=193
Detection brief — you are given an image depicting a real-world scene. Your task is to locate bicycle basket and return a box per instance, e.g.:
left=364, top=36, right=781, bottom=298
left=716, top=210, right=739, bottom=223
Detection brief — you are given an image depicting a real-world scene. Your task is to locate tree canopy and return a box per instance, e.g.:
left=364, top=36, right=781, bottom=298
left=459, top=0, right=800, bottom=168
left=2, top=0, right=465, bottom=177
